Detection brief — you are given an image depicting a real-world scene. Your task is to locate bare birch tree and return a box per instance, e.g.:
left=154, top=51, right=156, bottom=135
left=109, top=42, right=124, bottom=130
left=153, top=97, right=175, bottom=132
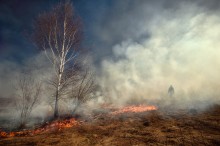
left=15, top=73, right=42, bottom=129
left=33, top=2, right=82, bottom=118
left=69, top=65, right=97, bottom=114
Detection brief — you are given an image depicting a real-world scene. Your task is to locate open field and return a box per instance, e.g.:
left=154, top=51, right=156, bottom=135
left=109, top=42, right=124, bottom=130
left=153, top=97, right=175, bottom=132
left=0, top=104, right=220, bottom=146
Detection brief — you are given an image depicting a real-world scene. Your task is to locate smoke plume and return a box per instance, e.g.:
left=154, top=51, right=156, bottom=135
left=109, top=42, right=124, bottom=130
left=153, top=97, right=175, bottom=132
left=98, top=1, right=220, bottom=109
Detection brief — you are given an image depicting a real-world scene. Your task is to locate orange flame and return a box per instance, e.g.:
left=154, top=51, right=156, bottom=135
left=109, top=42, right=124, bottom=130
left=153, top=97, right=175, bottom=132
left=111, top=105, right=157, bottom=115
left=0, top=118, right=79, bottom=138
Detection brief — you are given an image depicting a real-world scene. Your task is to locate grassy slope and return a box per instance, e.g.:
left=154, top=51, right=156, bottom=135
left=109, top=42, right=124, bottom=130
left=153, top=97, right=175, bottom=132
left=0, top=105, right=220, bottom=146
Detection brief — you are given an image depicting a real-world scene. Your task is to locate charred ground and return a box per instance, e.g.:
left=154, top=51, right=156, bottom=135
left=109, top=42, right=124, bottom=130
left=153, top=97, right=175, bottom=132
left=0, top=104, right=220, bottom=146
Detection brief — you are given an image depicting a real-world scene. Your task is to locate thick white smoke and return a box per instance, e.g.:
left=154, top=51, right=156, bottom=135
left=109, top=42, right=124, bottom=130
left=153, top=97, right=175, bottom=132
left=99, top=3, right=220, bottom=109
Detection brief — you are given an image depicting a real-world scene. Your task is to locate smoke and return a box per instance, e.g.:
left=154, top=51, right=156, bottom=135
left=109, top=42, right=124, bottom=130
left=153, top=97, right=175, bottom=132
left=0, top=52, right=55, bottom=129
left=98, top=1, right=220, bottom=109
left=0, top=51, right=98, bottom=129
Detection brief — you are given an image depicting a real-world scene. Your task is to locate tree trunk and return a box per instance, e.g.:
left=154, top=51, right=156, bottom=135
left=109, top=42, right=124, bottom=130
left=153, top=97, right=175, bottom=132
left=54, top=88, right=59, bottom=118
left=54, top=64, right=63, bottom=119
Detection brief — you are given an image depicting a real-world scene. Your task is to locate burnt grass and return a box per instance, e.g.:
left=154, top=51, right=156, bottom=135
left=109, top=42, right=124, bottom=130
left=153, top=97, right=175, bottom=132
left=0, top=104, right=220, bottom=146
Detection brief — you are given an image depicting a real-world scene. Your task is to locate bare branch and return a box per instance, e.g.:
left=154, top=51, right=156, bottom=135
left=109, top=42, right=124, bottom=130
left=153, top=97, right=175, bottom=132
left=32, top=1, right=82, bottom=118
left=15, top=73, right=42, bottom=128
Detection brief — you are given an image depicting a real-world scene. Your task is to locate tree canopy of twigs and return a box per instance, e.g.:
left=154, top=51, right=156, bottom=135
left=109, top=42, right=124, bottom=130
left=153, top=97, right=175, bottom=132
left=32, top=1, right=82, bottom=118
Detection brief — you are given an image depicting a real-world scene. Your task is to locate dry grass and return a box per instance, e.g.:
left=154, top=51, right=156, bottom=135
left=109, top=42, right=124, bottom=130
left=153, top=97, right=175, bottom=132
left=0, top=104, right=220, bottom=146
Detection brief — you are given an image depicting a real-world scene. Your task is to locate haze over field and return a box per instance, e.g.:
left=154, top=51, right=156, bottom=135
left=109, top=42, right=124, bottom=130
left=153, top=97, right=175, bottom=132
left=0, top=0, right=220, bottom=114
